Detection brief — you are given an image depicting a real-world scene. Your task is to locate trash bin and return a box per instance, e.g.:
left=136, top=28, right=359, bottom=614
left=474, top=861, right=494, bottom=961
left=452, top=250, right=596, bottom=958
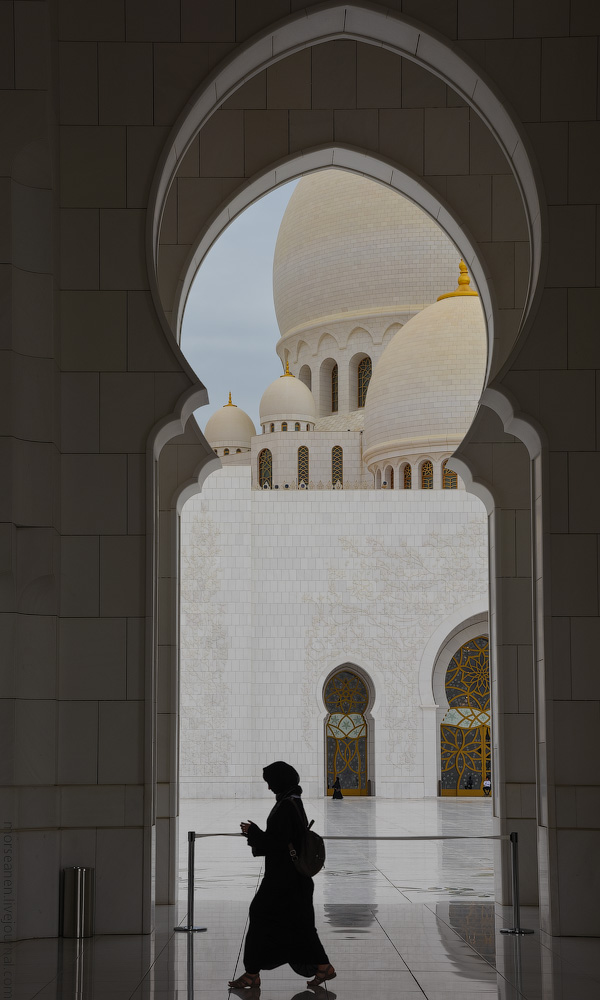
left=61, top=867, right=95, bottom=938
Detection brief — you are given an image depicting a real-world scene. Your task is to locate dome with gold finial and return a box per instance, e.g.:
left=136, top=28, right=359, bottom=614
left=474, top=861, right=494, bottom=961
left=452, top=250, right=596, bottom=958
left=362, top=261, right=487, bottom=470
left=204, top=392, right=257, bottom=454
left=259, top=360, right=317, bottom=430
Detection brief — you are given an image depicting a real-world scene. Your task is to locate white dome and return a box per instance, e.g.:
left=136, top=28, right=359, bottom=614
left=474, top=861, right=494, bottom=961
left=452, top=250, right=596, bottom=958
left=363, top=267, right=487, bottom=468
left=204, top=395, right=256, bottom=449
left=259, top=365, right=317, bottom=424
left=273, top=170, right=459, bottom=339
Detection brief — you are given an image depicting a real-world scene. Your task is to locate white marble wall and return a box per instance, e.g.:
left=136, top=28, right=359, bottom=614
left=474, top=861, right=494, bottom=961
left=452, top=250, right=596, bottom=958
left=180, top=466, right=488, bottom=799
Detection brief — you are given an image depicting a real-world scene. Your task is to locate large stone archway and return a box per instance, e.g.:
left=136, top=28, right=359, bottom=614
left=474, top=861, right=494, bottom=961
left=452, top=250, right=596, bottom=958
left=145, top=2, right=546, bottom=922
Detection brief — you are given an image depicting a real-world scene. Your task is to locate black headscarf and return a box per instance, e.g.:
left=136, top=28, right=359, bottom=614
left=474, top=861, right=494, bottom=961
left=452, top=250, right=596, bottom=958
left=263, top=761, right=302, bottom=800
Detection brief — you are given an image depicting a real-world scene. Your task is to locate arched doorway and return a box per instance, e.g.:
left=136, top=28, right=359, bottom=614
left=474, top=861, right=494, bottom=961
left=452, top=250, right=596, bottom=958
left=324, top=667, right=370, bottom=796
left=440, top=636, right=490, bottom=796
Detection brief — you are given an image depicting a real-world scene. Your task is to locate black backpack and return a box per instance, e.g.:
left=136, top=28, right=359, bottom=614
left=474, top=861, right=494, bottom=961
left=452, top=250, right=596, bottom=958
left=287, top=801, right=326, bottom=877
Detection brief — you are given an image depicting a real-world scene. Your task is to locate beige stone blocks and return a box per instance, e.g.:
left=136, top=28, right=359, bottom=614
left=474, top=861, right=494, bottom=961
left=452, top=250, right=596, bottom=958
left=153, top=43, right=210, bottom=125
left=60, top=209, right=100, bottom=289
left=99, top=43, right=153, bottom=125
left=60, top=536, right=99, bottom=616
left=289, top=109, right=333, bottom=152
left=267, top=49, right=311, bottom=109
left=199, top=110, right=244, bottom=176
left=99, top=208, right=148, bottom=290
left=547, top=206, right=596, bottom=287
left=182, top=0, right=235, bottom=42
left=541, top=37, right=598, bottom=121
left=60, top=126, right=126, bottom=207
left=15, top=1, right=50, bottom=90
left=59, top=43, right=98, bottom=124
left=125, top=0, right=180, bottom=42
left=357, top=45, right=402, bottom=108
left=424, top=107, right=469, bottom=175
left=58, top=617, right=127, bottom=699
left=401, top=59, right=444, bottom=109
left=60, top=454, right=128, bottom=534
left=312, top=40, right=357, bottom=109
left=0, top=2, right=14, bottom=88
left=378, top=108, right=423, bottom=175
left=61, top=290, right=127, bottom=371
left=244, top=110, right=288, bottom=176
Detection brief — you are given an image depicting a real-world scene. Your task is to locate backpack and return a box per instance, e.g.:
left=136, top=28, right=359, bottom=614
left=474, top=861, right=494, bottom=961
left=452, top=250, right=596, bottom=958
left=287, top=806, right=326, bottom=877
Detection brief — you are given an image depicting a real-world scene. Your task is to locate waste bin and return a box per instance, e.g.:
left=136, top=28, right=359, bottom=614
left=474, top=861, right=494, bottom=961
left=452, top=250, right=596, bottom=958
left=61, top=867, right=95, bottom=937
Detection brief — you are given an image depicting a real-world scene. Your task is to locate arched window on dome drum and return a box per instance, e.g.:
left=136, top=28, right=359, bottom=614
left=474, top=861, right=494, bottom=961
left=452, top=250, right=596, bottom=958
left=258, top=449, right=272, bottom=489
left=236, top=449, right=241, bottom=453
left=270, top=423, right=274, bottom=433
left=324, top=668, right=369, bottom=795
left=357, top=356, right=372, bottom=408
left=298, top=446, right=309, bottom=486
left=294, top=422, right=300, bottom=431
left=384, top=465, right=394, bottom=489
left=440, top=636, right=490, bottom=796
left=306, top=424, right=310, bottom=431
left=403, top=464, right=411, bottom=489
left=223, top=448, right=229, bottom=455
left=442, top=460, right=458, bottom=489
left=332, top=446, right=343, bottom=486
left=281, top=422, right=287, bottom=432
left=421, top=460, right=433, bottom=489
left=331, top=364, right=338, bottom=413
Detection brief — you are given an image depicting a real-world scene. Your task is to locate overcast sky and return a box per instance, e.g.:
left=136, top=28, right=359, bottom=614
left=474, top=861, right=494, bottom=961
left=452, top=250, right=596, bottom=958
left=181, top=180, right=298, bottom=432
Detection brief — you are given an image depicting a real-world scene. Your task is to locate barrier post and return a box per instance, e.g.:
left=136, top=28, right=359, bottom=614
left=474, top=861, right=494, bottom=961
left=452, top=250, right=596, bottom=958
left=500, top=832, right=534, bottom=935
left=175, top=831, right=207, bottom=933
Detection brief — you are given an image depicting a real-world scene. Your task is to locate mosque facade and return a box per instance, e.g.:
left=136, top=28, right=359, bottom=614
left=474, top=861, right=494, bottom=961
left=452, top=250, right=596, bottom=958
left=180, top=172, right=490, bottom=800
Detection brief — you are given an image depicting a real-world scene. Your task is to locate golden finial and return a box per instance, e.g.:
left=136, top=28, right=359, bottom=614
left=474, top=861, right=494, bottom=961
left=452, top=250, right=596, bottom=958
left=281, top=359, right=294, bottom=377
left=437, top=259, right=479, bottom=300
left=225, top=391, right=237, bottom=406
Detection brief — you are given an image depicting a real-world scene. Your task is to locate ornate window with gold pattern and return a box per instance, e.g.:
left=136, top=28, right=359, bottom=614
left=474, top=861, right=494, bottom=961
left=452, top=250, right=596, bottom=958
left=324, top=668, right=369, bottom=795
left=332, top=445, right=343, bottom=486
left=421, top=460, right=433, bottom=489
left=440, top=636, right=490, bottom=796
left=298, top=446, right=309, bottom=485
left=331, top=364, right=338, bottom=412
left=223, top=448, right=229, bottom=455
left=403, top=464, right=412, bottom=489
left=258, top=449, right=272, bottom=488
left=295, top=422, right=300, bottom=431
left=357, top=356, right=372, bottom=408
left=442, top=460, right=458, bottom=489
left=281, top=422, right=287, bottom=432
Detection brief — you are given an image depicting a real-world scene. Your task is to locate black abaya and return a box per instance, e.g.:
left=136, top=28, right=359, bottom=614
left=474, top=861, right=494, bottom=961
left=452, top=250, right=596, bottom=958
left=243, top=794, right=329, bottom=974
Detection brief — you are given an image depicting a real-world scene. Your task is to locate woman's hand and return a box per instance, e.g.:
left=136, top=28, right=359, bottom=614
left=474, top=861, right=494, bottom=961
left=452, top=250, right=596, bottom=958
left=240, top=821, right=253, bottom=836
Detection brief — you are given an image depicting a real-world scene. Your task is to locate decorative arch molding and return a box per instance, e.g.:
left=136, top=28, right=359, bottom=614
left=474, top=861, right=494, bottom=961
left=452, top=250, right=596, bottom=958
left=418, top=603, right=489, bottom=708
left=147, top=1, right=545, bottom=375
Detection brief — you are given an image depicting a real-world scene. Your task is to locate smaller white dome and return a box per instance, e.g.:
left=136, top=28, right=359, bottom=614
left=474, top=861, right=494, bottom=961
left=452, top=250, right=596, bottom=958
left=259, top=363, right=317, bottom=425
left=204, top=394, right=256, bottom=450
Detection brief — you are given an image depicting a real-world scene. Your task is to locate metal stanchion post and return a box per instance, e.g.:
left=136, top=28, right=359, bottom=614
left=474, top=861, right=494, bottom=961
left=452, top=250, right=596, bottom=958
left=500, top=832, right=534, bottom=935
left=175, top=831, right=207, bottom=933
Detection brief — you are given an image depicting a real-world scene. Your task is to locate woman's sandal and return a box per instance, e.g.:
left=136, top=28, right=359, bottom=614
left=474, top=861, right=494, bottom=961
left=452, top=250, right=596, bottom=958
left=228, top=972, right=261, bottom=989
left=307, top=965, right=336, bottom=988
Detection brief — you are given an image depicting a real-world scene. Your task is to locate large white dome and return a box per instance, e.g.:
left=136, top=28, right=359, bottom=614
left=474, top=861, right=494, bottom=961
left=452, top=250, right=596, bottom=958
left=259, top=365, right=316, bottom=425
left=273, top=170, right=459, bottom=339
left=363, top=266, right=487, bottom=468
left=204, top=395, right=256, bottom=450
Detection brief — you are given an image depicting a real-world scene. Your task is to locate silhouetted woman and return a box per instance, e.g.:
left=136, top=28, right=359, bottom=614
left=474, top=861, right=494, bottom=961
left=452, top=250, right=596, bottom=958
left=332, top=776, right=343, bottom=800
left=228, top=761, right=335, bottom=991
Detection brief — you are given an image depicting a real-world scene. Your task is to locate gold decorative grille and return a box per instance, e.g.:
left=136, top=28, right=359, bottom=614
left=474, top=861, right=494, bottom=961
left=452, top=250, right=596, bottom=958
left=387, top=468, right=394, bottom=489
left=258, top=448, right=272, bottom=488
left=403, top=464, right=411, bottom=489
left=357, top=356, right=372, bottom=408
left=440, top=636, right=490, bottom=796
left=331, top=364, right=338, bottom=412
left=298, top=446, right=309, bottom=486
left=281, top=422, right=287, bottom=431
left=324, top=669, right=369, bottom=795
left=270, top=423, right=274, bottom=432
left=421, top=460, right=433, bottom=489
left=332, top=446, right=343, bottom=486
left=223, top=448, right=229, bottom=455
left=295, top=422, right=300, bottom=431
left=443, top=460, right=458, bottom=489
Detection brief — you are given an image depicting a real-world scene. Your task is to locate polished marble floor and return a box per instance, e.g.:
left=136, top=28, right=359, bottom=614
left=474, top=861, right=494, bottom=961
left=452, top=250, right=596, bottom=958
left=5, top=799, right=600, bottom=998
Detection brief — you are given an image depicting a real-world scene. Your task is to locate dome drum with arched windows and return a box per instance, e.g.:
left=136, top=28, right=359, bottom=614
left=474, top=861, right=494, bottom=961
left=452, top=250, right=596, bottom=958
left=259, top=360, right=317, bottom=430
left=204, top=393, right=257, bottom=456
